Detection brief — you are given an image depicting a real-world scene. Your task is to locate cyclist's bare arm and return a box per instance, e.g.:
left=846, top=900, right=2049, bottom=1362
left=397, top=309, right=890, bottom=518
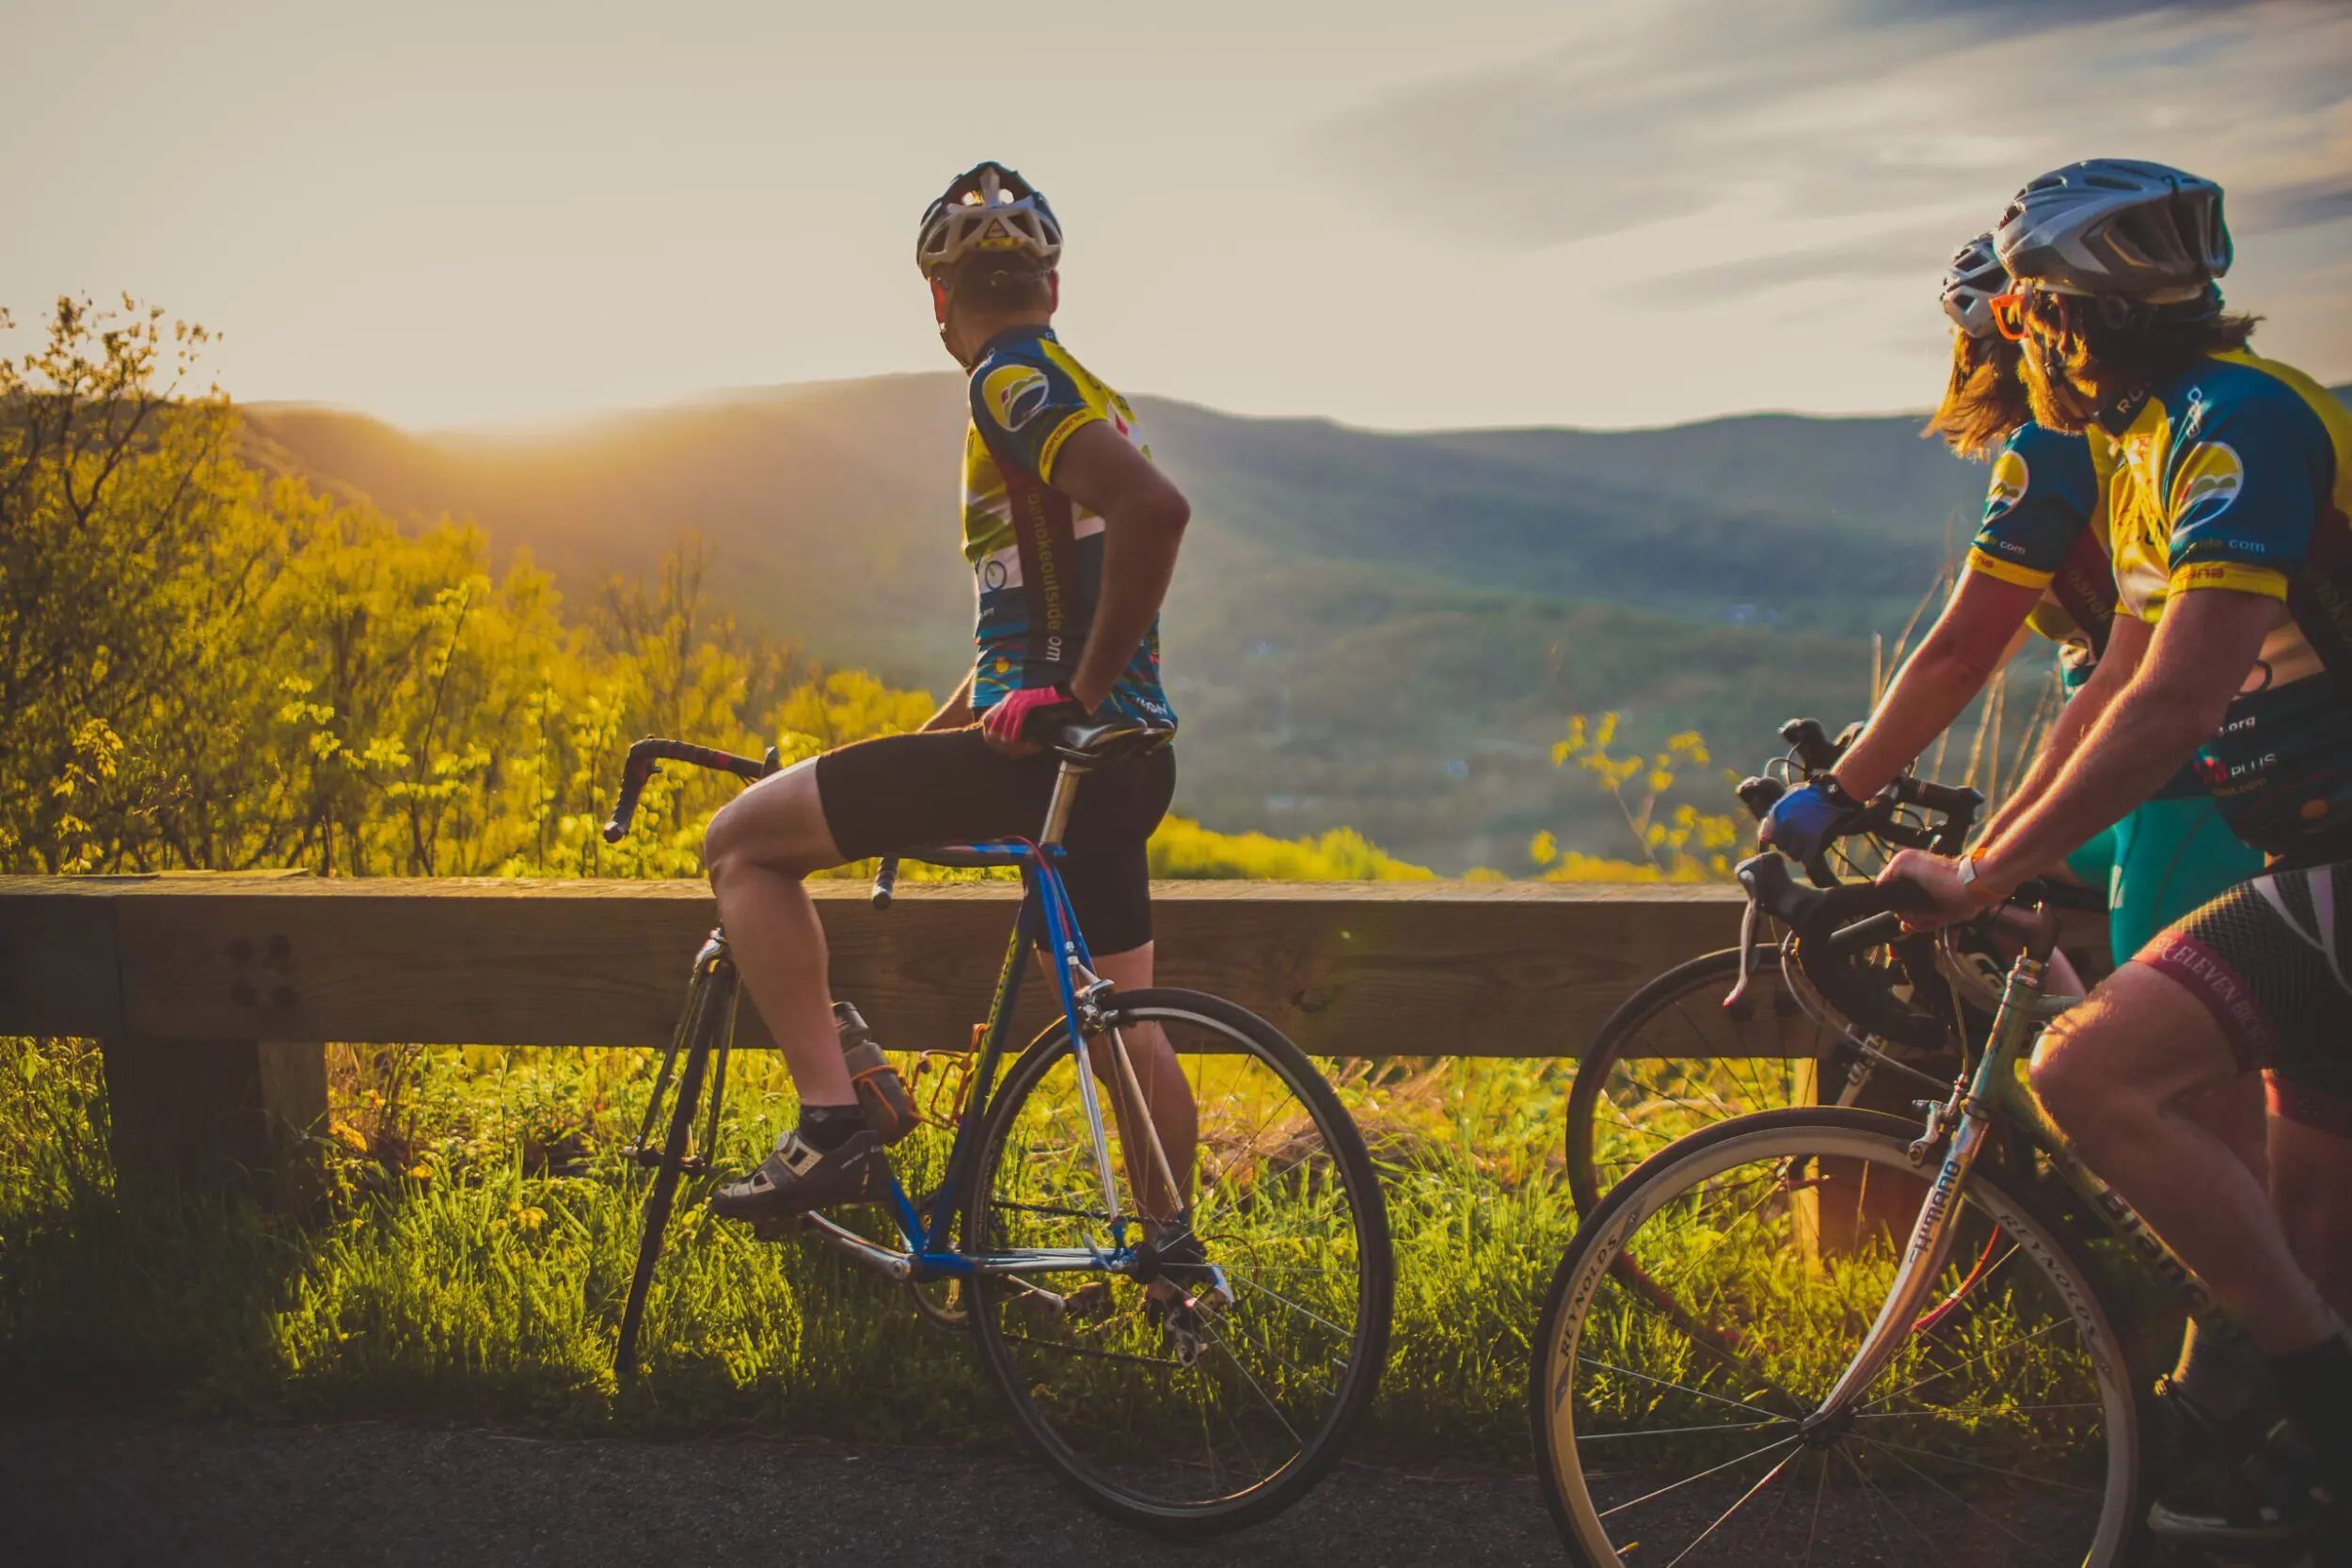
left=1975, top=593, right=2274, bottom=895
left=1979, top=612, right=2150, bottom=844
left=1046, top=421, right=1189, bottom=709
left=1833, top=570, right=2043, bottom=799
left=925, top=668, right=977, bottom=732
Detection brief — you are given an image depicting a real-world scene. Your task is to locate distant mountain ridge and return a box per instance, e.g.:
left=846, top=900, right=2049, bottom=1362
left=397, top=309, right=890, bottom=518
left=241, top=377, right=2352, bottom=870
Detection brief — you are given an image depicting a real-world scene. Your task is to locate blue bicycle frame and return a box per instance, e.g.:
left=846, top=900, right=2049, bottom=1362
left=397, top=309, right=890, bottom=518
left=787, top=832, right=1154, bottom=1288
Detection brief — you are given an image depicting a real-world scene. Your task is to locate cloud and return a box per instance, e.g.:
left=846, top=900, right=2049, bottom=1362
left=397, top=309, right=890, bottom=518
left=1854, top=0, right=2270, bottom=23
left=1629, top=219, right=1968, bottom=304
left=1314, top=0, right=2352, bottom=277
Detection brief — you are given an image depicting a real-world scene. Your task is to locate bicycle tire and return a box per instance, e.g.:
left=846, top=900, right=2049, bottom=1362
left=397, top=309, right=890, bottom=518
left=1532, top=1107, right=2149, bottom=1568
left=965, top=987, right=1392, bottom=1536
left=1564, top=947, right=1855, bottom=1218
left=612, top=987, right=720, bottom=1377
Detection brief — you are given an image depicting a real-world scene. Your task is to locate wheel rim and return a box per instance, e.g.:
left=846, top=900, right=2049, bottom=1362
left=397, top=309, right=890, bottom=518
left=971, top=1003, right=1380, bottom=1518
left=1538, top=1117, right=2138, bottom=1567
left=1571, top=949, right=1958, bottom=1216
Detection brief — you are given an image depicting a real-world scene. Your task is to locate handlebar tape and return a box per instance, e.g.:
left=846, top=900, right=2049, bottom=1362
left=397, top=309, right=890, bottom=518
left=601, top=736, right=770, bottom=843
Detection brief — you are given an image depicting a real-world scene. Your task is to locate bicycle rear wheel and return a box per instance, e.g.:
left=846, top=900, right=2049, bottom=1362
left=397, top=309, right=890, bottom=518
left=1533, top=1108, right=2146, bottom=1567
left=966, top=988, right=1391, bottom=1535
left=612, top=974, right=725, bottom=1376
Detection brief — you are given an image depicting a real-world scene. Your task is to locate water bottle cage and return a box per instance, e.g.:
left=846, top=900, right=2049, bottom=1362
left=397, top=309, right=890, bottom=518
left=908, top=1049, right=978, bottom=1132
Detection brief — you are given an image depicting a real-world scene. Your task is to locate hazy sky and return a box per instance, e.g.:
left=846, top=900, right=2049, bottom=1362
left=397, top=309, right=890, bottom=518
left=5, top=0, right=2346, bottom=431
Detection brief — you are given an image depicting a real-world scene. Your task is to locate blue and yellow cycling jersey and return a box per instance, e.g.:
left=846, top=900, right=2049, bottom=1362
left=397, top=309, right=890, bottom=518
left=961, top=325, right=1175, bottom=731
left=1963, top=422, right=2120, bottom=682
left=2099, top=349, right=2352, bottom=861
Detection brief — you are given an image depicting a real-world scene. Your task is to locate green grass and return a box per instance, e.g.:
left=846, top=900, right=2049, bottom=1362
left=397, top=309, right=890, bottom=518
left=0, top=1036, right=1586, bottom=1464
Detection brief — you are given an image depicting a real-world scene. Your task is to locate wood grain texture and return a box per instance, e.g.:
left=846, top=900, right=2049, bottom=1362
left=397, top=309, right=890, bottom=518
left=1, top=877, right=1746, bottom=1059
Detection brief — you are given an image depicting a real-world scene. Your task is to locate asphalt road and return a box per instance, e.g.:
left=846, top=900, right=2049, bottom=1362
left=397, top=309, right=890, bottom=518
left=0, top=1414, right=1568, bottom=1567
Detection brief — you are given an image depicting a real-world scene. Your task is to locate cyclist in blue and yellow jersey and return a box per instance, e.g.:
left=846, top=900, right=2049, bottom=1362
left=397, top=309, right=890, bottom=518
left=1763, top=232, right=2261, bottom=961
left=700, top=164, right=1201, bottom=1243
left=1882, top=160, right=2352, bottom=1550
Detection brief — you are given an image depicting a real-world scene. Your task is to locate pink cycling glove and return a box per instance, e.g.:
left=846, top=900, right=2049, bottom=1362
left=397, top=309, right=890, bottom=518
left=982, top=685, right=1075, bottom=747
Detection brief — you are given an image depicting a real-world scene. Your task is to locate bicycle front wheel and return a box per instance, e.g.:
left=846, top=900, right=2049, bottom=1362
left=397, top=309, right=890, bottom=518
left=1533, top=1108, right=2146, bottom=1568
left=612, top=977, right=723, bottom=1376
left=966, top=988, right=1391, bottom=1535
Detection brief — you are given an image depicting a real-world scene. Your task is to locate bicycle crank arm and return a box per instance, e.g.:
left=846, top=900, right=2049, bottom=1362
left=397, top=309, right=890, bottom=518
left=797, top=1211, right=914, bottom=1281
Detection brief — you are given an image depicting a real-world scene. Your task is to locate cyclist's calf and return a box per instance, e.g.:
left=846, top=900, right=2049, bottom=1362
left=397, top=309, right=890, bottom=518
left=2032, top=964, right=2335, bottom=1354
left=2270, top=1117, right=2352, bottom=1323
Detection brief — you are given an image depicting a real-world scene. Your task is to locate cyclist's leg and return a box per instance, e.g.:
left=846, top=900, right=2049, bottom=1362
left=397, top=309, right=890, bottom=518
left=705, top=729, right=1060, bottom=1212
left=703, top=758, right=857, bottom=1104
left=1057, top=748, right=1194, bottom=1227
left=1088, top=942, right=1197, bottom=1225
left=2028, top=964, right=2330, bottom=1354
left=2269, top=1105, right=2352, bottom=1325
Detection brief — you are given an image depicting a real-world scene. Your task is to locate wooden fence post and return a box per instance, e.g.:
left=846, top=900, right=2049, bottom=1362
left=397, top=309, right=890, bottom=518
left=96, top=1037, right=326, bottom=1203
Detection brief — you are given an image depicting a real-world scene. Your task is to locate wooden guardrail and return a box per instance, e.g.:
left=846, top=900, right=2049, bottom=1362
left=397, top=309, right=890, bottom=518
left=1, top=874, right=1745, bottom=1196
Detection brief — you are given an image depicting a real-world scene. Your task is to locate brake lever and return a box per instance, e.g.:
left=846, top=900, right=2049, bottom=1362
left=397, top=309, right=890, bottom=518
left=1724, top=894, right=1767, bottom=1008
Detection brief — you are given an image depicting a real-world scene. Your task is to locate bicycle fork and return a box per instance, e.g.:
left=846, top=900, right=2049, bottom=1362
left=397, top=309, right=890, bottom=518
left=1805, top=942, right=2057, bottom=1428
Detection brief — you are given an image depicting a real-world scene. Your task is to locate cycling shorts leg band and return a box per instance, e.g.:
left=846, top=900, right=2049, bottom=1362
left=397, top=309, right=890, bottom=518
left=2136, top=933, right=2272, bottom=1074
left=2132, top=858, right=2352, bottom=1105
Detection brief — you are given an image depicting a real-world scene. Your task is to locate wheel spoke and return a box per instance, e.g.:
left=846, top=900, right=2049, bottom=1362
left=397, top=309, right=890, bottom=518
left=1539, top=1121, right=2125, bottom=1566
left=1854, top=1435, right=2088, bottom=1564
left=1597, top=1433, right=1802, bottom=1521
left=1661, top=1444, right=1804, bottom=1568
left=971, top=1004, right=1383, bottom=1522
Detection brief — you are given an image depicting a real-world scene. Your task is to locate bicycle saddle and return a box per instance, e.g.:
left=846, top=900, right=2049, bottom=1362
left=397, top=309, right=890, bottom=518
left=1044, top=716, right=1175, bottom=766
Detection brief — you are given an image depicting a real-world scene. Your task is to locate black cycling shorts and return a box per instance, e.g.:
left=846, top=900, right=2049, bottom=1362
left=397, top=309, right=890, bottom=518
left=2134, top=857, right=2352, bottom=1137
left=814, top=727, right=1175, bottom=957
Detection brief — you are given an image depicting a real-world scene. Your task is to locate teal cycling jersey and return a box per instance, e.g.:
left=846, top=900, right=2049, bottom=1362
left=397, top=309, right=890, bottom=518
left=2100, top=350, right=2352, bottom=861
left=960, top=325, right=1176, bottom=731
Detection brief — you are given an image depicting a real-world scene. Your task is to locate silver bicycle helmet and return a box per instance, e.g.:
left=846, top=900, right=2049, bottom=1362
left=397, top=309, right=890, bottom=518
left=1994, top=159, right=2230, bottom=302
left=916, top=162, right=1063, bottom=281
left=1940, top=231, right=2007, bottom=339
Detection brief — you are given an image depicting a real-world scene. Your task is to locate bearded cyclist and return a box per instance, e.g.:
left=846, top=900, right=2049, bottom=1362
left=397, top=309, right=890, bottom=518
left=703, top=163, right=1200, bottom=1243
left=1762, top=231, right=2261, bottom=958
left=1882, top=159, right=2352, bottom=1551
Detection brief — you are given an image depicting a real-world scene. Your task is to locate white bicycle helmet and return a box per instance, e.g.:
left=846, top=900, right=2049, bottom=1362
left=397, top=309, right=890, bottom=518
left=1940, top=231, right=2008, bottom=340
left=1994, top=159, right=2231, bottom=302
left=916, top=162, right=1063, bottom=281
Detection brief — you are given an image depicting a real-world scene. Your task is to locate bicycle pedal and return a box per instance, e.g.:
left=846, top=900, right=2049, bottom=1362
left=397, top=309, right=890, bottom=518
left=749, top=1212, right=807, bottom=1243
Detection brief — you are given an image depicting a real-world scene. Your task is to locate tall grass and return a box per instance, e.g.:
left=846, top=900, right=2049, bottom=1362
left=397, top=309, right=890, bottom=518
left=0, top=1035, right=1583, bottom=1463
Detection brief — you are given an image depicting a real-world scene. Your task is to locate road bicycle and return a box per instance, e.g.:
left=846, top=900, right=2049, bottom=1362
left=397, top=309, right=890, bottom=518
left=1560, top=717, right=2104, bottom=1221
left=597, top=717, right=1393, bottom=1535
left=1530, top=850, right=2263, bottom=1566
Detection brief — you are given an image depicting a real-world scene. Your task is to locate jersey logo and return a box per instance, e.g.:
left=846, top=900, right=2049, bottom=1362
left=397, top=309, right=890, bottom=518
left=981, top=364, right=1052, bottom=432
left=2171, top=441, right=2245, bottom=532
left=1986, top=450, right=2030, bottom=518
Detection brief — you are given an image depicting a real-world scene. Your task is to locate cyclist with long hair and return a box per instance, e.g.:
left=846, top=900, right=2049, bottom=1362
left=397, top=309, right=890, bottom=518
left=1763, top=234, right=2260, bottom=960
left=700, top=163, right=1201, bottom=1241
left=1883, top=159, right=2352, bottom=1551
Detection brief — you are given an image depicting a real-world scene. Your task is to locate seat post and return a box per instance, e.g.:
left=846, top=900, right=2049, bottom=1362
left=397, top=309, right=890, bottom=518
left=1040, top=760, right=1088, bottom=846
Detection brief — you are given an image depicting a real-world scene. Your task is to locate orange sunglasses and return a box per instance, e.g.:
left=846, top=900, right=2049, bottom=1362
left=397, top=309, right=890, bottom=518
left=1990, top=290, right=2034, bottom=341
